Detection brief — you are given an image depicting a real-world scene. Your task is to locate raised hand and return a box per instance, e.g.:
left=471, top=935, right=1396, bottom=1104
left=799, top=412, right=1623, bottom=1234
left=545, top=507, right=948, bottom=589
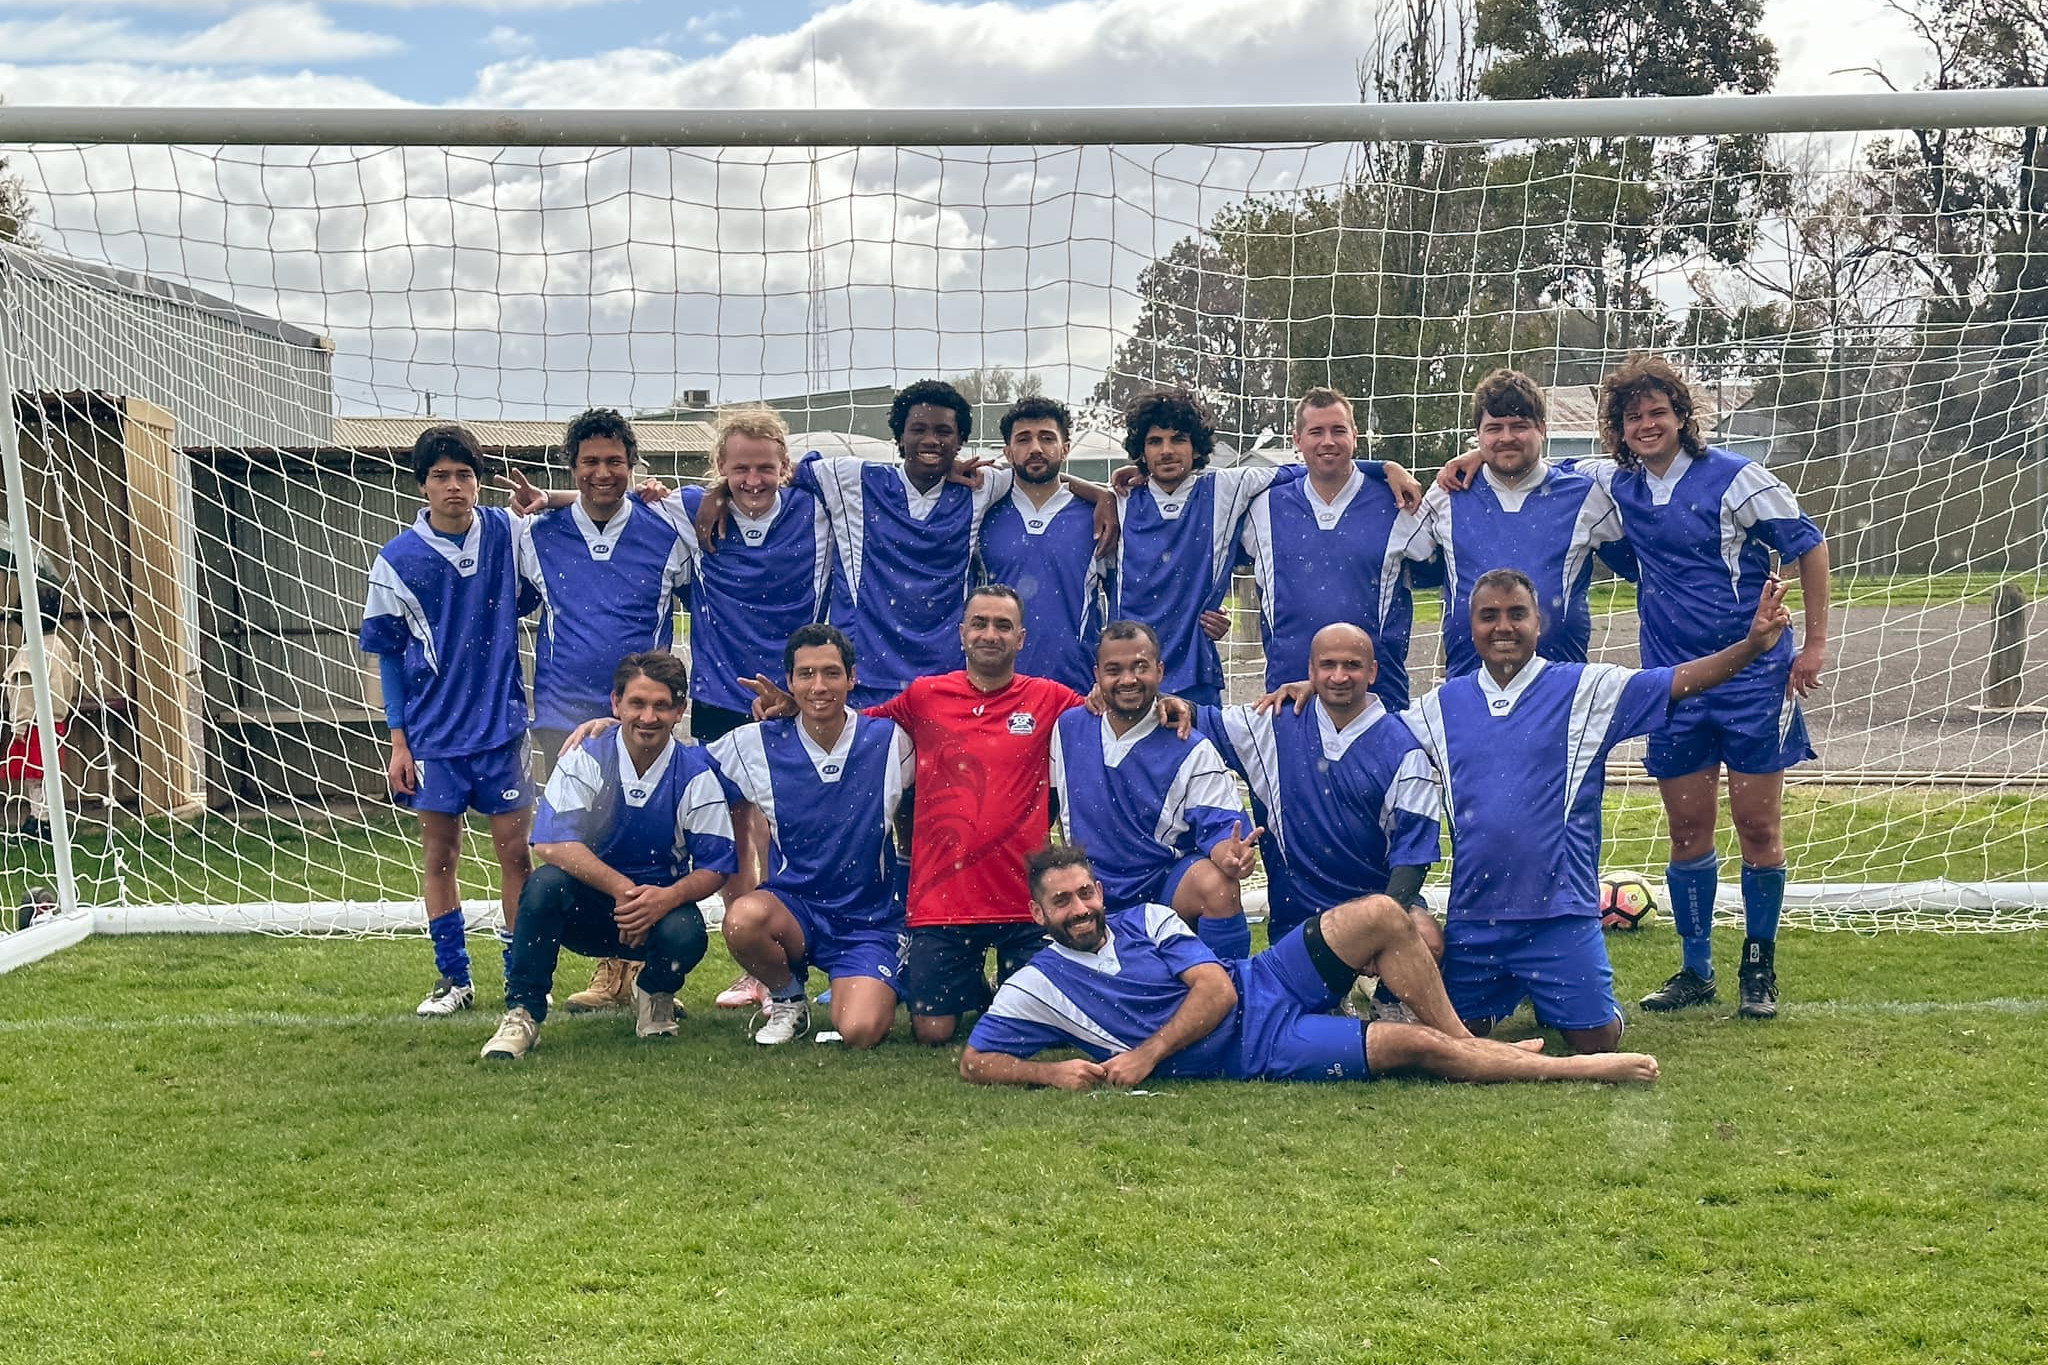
left=1748, top=575, right=1793, bottom=654
left=1154, top=694, right=1195, bottom=739
left=562, top=716, right=620, bottom=751
left=1111, top=465, right=1144, bottom=496
left=499, top=468, right=548, bottom=516
left=740, top=673, right=798, bottom=720
left=635, top=476, right=672, bottom=504
left=694, top=481, right=733, bottom=553
left=947, top=456, right=991, bottom=489
left=1212, top=819, right=1264, bottom=880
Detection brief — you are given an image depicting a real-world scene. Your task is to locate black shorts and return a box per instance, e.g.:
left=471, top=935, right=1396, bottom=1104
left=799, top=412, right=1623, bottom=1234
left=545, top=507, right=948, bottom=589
left=690, top=701, right=752, bottom=745
left=902, top=922, right=1050, bottom=1018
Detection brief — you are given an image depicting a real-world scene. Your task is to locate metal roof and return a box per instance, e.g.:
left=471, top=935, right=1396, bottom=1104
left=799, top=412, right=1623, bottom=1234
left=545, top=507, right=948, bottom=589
left=329, top=415, right=717, bottom=454
left=0, top=241, right=332, bottom=352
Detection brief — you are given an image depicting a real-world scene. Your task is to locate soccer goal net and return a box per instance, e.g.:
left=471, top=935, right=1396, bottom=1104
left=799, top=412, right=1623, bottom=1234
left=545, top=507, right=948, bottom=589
left=0, top=93, right=2045, bottom=956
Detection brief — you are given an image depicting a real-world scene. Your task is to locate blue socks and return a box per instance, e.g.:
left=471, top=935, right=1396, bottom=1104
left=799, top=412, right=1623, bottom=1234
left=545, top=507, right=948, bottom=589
left=1742, top=863, right=1787, bottom=943
left=427, top=908, right=471, bottom=986
left=1197, top=912, right=1252, bottom=961
left=1667, top=852, right=1719, bottom=980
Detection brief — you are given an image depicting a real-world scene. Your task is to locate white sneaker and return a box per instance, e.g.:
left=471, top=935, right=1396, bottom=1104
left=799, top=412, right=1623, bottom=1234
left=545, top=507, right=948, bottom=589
left=754, top=997, right=810, bottom=1045
left=481, top=1007, right=539, bottom=1060
left=417, top=977, right=476, bottom=1017
left=633, top=983, right=679, bottom=1038
left=715, top=973, right=770, bottom=1010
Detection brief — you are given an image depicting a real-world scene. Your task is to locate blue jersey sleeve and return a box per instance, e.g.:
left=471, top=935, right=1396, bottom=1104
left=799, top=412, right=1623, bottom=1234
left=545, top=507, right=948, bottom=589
left=1381, top=749, right=1443, bottom=870
left=532, top=745, right=606, bottom=847
left=358, top=554, right=415, bottom=657
left=675, top=763, right=739, bottom=877
left=1179, top=743, right=1249, bottom=855
left=967, top=992, right=1074, bottom=1059
left=1190, top=705, right=1241, bottom=776
left=1605, top=666, right=1679, bottom=747
left=1137, top=903, right=1223, bottom=978
left=377, top=653, right=409, bottom=730
left=1594, top=537, right=1640, bottom=583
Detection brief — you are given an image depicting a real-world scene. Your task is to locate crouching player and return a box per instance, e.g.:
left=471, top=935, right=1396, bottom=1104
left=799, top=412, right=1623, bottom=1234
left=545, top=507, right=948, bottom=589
left=708, top=624, right=915, bottom=1049
left=960, top=846, right=1658, bottom=1089
left=481, top=653, right=735, bottom=1059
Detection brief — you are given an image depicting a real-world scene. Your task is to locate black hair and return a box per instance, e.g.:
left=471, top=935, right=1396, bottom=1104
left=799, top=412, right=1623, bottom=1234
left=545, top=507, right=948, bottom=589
left=1120, top=388, right=1215, bottom=474
left=409, top=424, right=488, bottom=486
left=966, top=582, right=1026, bottom=617
left=1470, top=566, right=1542, bottom=619
left=889, top=379, right=973, bottom=444
left=562, top=408, right=641, bottom=471
left=612, top=650, right=689, bottom=705
left=1000, top=395, right=1071, bottom=443
left=1026, top=842, right=1095, bottom=899
left=1097, top=619, right=1161, bottom=657
left=783, top=622, right=856, bottom=678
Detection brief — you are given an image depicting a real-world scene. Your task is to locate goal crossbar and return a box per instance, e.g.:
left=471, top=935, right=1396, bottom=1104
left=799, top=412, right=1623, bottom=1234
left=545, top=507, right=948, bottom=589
left=4, top=89, right=2048, bottom=148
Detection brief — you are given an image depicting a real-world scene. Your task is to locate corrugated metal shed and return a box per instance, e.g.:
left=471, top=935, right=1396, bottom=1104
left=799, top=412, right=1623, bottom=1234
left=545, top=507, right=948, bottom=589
left=327, top=415, right=716, bottom=458
left=0, top=242, right=335, bottom=449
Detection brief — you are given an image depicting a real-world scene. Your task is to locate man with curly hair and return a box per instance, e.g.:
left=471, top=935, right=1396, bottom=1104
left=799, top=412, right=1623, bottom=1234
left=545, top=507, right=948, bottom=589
left=1582, top=355, right=1830, bottom=1021
left=1110, top=387, right=1420, bottom=707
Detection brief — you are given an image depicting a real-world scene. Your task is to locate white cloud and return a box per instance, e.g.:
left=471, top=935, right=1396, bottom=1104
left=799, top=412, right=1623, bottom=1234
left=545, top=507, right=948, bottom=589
left=0, top=0, right=604, bottom=10
left=0, top=3, right=400, bottom=64
left=0, top=0, right=1957, bottom=418
left=482, top=24, right=535, bottom=55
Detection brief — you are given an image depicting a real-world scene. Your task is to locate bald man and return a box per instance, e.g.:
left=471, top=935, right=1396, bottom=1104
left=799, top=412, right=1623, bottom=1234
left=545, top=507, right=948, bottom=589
left=1196, top=623, right=1444, bottom=965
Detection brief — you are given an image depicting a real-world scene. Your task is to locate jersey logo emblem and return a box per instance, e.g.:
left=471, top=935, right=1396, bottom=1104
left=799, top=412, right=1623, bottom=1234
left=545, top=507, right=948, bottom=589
left=1027, top=519, right=1044, bottom=530
left=1007, top=711, right=1036, bottom=735
left=500, top=788, right=522, bottom=801
left=628, top=787, right=646, bottom=800
left=459, top=557, right=476, bottom=570
left=593, top=543, right=611, bottom=557
left=744, top=528, right=764, bottom=541
left=1491, top=698, right=1508, bottom=711
left=822, top=763, right=841, bottom=776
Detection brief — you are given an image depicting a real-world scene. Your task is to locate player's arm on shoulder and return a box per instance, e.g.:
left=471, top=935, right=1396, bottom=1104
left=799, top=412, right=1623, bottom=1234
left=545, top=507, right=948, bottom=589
left=1102, top=960, right=1236, bottom=1088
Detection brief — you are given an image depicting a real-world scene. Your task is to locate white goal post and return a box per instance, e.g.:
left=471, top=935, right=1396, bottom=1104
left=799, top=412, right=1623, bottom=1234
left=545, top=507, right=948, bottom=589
left=3, top=89, right=2047, bottom=972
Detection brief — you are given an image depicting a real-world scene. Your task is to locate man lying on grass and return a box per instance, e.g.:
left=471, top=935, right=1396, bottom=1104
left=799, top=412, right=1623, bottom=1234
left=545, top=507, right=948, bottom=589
left=959, top=845, right=1659, bottom=1089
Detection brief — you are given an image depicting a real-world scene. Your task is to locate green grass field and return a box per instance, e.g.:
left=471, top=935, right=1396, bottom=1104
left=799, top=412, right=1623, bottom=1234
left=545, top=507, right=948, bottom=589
left=2, top=923, right=2045, bottom=1364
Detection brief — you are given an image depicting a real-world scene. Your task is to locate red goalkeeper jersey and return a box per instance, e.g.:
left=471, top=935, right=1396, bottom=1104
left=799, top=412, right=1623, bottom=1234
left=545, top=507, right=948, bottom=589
left=867, top=671, right=1085, bottom=927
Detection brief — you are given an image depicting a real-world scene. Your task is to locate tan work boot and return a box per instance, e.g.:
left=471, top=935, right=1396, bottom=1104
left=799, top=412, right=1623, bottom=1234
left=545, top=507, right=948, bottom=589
left=565, top=957, right=642, bottom=1013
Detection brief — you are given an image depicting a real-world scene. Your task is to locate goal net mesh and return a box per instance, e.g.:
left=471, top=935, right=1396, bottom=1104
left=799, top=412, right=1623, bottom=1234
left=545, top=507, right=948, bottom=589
left=0, top=124, right=2043, bottom=936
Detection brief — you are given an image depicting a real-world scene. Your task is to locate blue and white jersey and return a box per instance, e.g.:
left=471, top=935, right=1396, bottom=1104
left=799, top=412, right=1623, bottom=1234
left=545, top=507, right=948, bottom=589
left=797, top=454, right=1014, bottom=697
left=1241, top=466, right=1421, bottom=708
left=1403, top=659, right=1673, bottom=920
left=658, top=485, right=832, bottom=715
left=967, top=905, right=1246, bottom=1078
left=359, top=506, right=536, bottom=760
left=532, top=730, right=738, bottom=887
left=1048, top=707, right=1245, bottom=906
left=1404, top=462, right=1630, bottom=679
left=977, top=486, right=1109, bottom=695
left=515, top=500, right=692, bottom=733
left=1197, top=698, right=1440, bottom=920
left=1571, top=448, right=1824, bottom=669
left=1111, top=466, right=1303, bottom=698
left=706, top=710, right=915, bottom=930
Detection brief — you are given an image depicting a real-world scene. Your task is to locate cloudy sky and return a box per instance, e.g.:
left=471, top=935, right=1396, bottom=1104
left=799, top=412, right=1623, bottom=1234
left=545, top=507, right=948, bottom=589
left=0, top=0, right=1945, bottom=423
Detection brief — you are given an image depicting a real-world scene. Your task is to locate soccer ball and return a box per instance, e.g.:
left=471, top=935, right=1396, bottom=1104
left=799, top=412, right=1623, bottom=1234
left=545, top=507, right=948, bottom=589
left=1599, top=871, right=1657, bottom=932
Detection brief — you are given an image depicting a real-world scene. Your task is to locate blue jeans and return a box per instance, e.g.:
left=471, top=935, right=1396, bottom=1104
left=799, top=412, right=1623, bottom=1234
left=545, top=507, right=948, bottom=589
left=507, top=864, right=708, bottom=1022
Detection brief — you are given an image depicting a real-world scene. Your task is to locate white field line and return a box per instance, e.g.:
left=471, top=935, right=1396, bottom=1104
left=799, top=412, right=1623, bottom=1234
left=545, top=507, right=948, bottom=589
left=3, top=998, right=2046, bottom=1035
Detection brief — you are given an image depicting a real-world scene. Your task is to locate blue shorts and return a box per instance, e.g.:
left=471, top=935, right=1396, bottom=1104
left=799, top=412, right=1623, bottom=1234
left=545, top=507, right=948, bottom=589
left=1646, top=663, right=1815, bottom=778
left=406, top=735, right=535, bottom=817
left=1236, top=925, right=1374, bottom=1083
left=774, top=887, right=907, bottom=989
left=1098, top=851, right=1207, bottom=911
left=1442, top=914, right=1620, bottom=1033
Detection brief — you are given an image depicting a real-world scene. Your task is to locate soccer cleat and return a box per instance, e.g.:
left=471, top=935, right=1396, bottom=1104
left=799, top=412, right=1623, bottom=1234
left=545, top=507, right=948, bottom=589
left=416, top=977, right=476, bottom=1017
left=753, top=997, right=811, bottom=1046
left=565, top=957, right=642, bottom=1013
left=633, top=983, right=679, bottom=1038
left=1369, top=995, right=1419, bottom=1025
left=1737, top=938, right=1778, bottom=1020
left=481, top=1006, right=539, bottom=1060
left=715, top=973, right=769, bottom=1010
left=1639, top=967, right=1718, bottom=1012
